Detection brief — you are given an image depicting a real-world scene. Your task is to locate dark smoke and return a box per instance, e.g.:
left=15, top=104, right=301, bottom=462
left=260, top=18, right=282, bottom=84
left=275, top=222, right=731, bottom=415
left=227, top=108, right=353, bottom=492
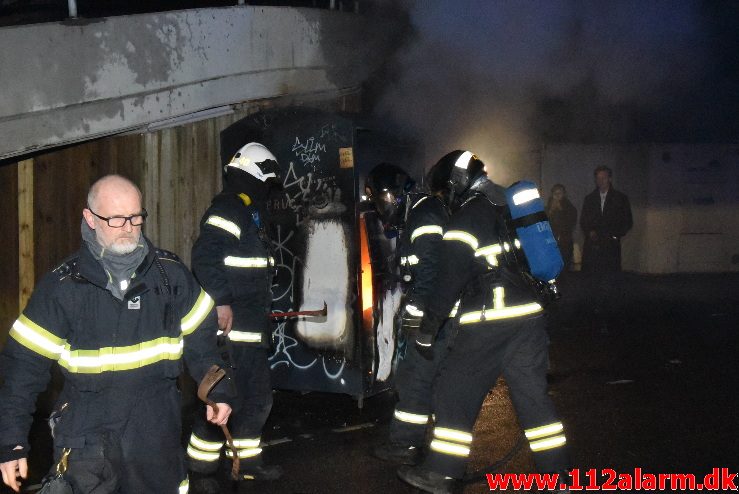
left=368, top=0, right=739, bottom=176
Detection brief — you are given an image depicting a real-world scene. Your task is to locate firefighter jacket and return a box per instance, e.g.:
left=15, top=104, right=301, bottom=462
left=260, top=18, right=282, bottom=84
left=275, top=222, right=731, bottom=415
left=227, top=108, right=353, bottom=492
left=398, top=194, right=449, bottom=312
left=191, top=192, right=274, bottom=347
left=0, top=237, right=229, bottom=462
left=420, top=193, right=544, bottom=337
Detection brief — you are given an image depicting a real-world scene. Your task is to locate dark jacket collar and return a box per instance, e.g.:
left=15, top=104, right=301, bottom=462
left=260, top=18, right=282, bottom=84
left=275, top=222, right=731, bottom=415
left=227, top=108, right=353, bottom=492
left=75, top=236, right=157, bottom=290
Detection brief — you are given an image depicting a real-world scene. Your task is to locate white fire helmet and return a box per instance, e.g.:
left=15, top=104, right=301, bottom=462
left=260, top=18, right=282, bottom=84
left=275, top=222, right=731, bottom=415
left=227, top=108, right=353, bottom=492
left=225, top=142, right=280, bottom=182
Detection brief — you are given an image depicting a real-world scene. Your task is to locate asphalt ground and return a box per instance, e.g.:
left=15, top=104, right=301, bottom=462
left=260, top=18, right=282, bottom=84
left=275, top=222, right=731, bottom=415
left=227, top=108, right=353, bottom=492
left=4, top=271, right=739, bottom=493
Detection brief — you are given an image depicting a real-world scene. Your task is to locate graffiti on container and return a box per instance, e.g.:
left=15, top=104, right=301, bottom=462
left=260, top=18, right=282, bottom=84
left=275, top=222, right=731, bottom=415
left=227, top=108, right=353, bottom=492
left=268, top=201, right=348, bottom=380
left=292, top=136, right=327, bottom=169
left=272, top=161, right=341, bottom=226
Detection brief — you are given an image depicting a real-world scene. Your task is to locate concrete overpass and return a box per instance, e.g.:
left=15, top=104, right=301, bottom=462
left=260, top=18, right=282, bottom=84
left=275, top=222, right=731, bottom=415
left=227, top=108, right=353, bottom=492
left=0, top=5, right=401, bottom=160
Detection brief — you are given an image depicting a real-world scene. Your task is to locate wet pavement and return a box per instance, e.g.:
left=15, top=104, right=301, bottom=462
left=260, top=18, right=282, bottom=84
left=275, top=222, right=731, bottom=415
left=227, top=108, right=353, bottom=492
left=5, top=271, right=739, bottom=493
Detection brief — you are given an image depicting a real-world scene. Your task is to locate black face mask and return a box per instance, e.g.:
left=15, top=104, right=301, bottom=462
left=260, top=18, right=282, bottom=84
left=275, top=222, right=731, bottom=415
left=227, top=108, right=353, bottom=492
left=371, top=190, right=404, bottom=237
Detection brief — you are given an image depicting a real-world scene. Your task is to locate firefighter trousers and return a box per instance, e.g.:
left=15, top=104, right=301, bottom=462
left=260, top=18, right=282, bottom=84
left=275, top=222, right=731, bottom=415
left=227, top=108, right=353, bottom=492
left=187, top=346, right=273, bottom=474
left=424, top=315, right=569, bottom=479
left=50, top=380, right=187, bottom=493
left=389, top=319, right=453, bottom=446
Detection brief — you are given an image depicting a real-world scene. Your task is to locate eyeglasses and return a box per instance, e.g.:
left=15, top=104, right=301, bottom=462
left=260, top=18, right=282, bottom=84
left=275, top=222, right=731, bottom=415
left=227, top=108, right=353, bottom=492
left=87, top=207, right=147, bottom=228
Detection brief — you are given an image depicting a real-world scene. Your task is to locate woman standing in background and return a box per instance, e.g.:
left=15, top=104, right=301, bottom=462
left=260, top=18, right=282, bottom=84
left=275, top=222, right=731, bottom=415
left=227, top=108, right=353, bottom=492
left=546, top=184, right=577, bottom=271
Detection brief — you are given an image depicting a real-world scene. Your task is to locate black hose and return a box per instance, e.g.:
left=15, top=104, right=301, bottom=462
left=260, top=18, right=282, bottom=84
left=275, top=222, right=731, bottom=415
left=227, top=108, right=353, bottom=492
left=461, top=432, right=526, bottom=484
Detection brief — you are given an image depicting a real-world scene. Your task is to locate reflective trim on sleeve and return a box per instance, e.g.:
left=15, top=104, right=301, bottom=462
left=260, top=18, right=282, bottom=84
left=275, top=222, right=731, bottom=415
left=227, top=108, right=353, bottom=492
left=181, top=289, right=215, bottom=336
left=442, top=230, right=479, bottom=250
left=404, top=304, right=424, bottom=317
left=401, top=255, right=420, bottom=266
left=187, top=445, right=221, bottom=462
left=448, top=299, right=461, bottom=317
left=224, top=256, right=270, bottom=268
left=9, top=314, right=66, bottom=360
left=394, top=409, right=430, bottom=425
left=529, top=435, right=567, bottom=452
left=512, top=188, right=540, bottom=206
left=228, top=331, right=262, bottom=344
left=205, top=216, right=241, bottom=239
left=475, top=243, right=504, bottom=267
left=411, top=225, right=444, bottom=242
left=179, top=477, right=189, bottom=494
left=430, top=440, right=470, bottom=457
left=58, top=336, right=184, bottom=374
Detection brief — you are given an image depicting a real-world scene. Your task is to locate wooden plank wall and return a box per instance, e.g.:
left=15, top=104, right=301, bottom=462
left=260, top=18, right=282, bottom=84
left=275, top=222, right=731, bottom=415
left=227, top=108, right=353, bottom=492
left=0, top=91, right=362, bottom=349
left=0, top=164, right=19, bottom=347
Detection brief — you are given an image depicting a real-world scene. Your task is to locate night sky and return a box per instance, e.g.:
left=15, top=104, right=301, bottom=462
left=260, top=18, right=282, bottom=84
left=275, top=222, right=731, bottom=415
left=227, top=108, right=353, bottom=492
left=368, top=0, right=739, bottom=165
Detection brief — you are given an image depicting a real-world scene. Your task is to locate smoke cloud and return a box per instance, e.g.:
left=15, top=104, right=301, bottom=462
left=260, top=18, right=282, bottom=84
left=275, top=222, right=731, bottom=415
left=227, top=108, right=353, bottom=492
left=369, top=0, right=738, bottom=181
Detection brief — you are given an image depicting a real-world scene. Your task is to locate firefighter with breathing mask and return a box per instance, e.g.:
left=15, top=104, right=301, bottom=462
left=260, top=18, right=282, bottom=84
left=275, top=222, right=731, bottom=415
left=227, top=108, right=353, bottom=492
left=365, top=161, right=454, bottom=466
left=397, top=150, right=571, bottom=494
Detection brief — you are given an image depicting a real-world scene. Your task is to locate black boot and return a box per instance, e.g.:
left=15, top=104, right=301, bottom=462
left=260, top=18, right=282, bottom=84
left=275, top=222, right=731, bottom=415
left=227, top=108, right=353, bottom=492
left=188, top=471, right=221, bottom=494
left=397, top=465, right=456, bottom=494
left=239, top=463, right=284, bottom=481
left=372, top=441, right=421, bottom=465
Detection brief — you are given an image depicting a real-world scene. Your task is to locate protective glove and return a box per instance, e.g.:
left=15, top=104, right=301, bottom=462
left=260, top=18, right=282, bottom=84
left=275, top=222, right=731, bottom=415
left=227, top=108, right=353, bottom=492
left=414, top=333, right=434, bottom=361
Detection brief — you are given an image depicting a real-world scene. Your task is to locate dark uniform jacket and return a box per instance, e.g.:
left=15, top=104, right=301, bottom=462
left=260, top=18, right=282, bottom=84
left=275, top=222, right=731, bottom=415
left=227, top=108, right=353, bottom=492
left=580, top=187, right=633, bottom=272
left=191, top=192, right=273, bottom=347
left=399, top=194, right=449, bottom=312
left=420, top=193, right=544, bottom=336
left=0, top=237, right=227, bottom=462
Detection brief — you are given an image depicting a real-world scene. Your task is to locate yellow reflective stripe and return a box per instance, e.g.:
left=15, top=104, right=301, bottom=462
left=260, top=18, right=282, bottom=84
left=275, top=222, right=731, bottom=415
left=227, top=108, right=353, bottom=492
left=430, top=439, right=470, bottom=457
left=228, top=331, right=262, bottom=343
left=525, top=422, right=564, bottom=440
left=232, top=438, right=261, bottom=448
left=411, top=196, right=429, bottom=209
left=411, top=225, right=443, bottom=242
left=448, top=300, right=460, bottom=317
left=181, top=289, right=214, bottom=336
left=189, top=434, right=224, bottom=451
left=434, top=427, right=472, bottom=443
left=187, top=445, right=221, bottom=462
left=224, top=256, right=270, bottom=268
left=512, top=188, right=540, bottom=205
left=225, top=447, right=262, bottom=459
left=514, top=239, right=521, bottom=249
left=205, top=216, right=241, bottom=239
left=10, top=315, right=66, bottom=360
left=529, top=435, right=567, bottom=452
left=58, top=336, right=183, bottom=374
left=459, top=302, right=543, bottom=324
left=475, top=244, right=503, bottom=257
left=443, top=230, right=478, bottom=250
left=404, top=304, right=424, bottom=317
left=179, top=477, right=189, bottom=494
left=493, top=286, right=505, bottom=310
left=394, top=409, right=430, bottom=425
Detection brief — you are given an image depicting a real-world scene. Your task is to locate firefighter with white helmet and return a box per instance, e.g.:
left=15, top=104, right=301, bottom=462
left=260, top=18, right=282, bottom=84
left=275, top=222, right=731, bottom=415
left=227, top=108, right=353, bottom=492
left=186, top=142, right=283, bottom=492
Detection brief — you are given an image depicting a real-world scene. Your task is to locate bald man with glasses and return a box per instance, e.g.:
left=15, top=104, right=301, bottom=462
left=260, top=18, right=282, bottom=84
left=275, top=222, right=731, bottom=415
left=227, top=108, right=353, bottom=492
left=0, top=174, right=232, bottom=493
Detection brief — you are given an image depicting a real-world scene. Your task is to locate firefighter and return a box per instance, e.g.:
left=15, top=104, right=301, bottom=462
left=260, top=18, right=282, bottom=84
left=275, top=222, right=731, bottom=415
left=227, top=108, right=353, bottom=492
left=186, top=142, right=283, bottom=490
left=0, top=175, right=232, bottom=494
left=397, top=151, right=570, bottom=493
left=366, top=161, right=454, bottom=465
